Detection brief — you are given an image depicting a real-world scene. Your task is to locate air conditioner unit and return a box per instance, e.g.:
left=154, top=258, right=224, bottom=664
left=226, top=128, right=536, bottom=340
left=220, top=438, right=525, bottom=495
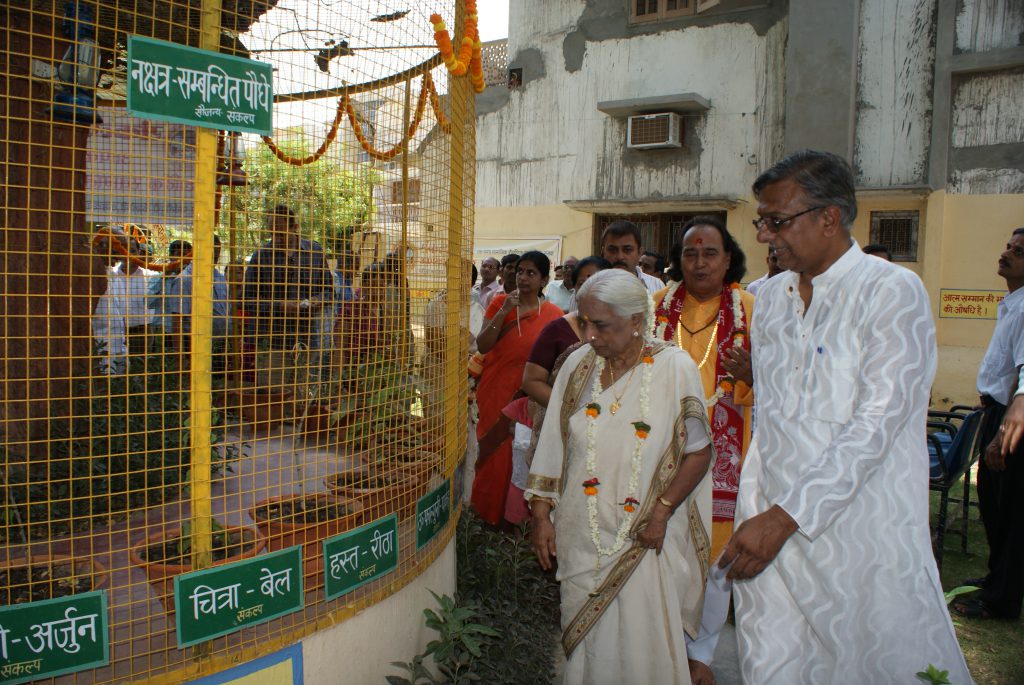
left=626, top=112, right=682, bottom=150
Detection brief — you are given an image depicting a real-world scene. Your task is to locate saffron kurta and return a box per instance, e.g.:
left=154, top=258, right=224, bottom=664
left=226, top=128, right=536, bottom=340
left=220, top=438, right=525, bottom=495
left=734, top=244, right=972, bottom=683
left=527, top=343, right=713, bottom=685
left=654, top=287, right=755, bottom=560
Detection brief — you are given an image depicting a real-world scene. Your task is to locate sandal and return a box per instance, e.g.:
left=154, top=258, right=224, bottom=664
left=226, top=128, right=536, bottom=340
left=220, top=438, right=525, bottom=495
left=951, top=598, right=996, bottom=619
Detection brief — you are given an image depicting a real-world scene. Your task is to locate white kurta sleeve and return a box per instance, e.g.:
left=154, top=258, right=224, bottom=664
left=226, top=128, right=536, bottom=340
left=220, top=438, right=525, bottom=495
left=774, top=269, right=936, bottom=540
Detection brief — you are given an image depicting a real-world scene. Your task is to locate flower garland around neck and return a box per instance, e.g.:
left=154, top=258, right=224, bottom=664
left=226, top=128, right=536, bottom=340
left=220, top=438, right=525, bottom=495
left=583, top=342, right=655, bottom=568
left=705, top=283, right=747, bottom=409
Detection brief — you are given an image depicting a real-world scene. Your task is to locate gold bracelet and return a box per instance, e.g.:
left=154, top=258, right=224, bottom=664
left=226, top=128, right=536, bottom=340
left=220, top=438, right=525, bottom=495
left=657, top=496, right=674, bottom=510
left=530, top=496, right=556, bottom=512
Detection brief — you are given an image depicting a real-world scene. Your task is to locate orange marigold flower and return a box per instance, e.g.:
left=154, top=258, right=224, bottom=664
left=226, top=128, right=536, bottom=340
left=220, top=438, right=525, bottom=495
left=642, top=355, right=654, bottom=364
left=720, top=380, right=734, bottom=393
left=586, top=402, right=601, bottom=418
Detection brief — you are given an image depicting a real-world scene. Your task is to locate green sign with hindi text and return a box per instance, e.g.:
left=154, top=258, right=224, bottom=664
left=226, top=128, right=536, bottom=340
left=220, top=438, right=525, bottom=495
left=0, top=590, right=108, bottom=684
left=322, top=513, right=399, bottom=599
left=126, top=35, right=273, bottom=135
left=174, top=546, right=303, bottom=648
left=415, top=480, right=451, bottom=550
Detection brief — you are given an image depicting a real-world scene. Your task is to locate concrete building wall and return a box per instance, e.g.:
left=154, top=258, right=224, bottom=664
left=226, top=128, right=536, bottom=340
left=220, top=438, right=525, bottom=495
left=474, top=0, right=1024, bottom=406
left=854, top=0, right=936, bottom=187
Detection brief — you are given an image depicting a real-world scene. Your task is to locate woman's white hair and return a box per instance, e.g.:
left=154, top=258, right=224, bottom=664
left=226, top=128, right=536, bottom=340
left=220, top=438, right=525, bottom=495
left=575, top=269, right=655, bottom=338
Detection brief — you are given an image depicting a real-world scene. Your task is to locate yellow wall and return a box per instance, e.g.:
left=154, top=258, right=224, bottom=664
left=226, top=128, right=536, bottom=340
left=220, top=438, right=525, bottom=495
left=474, top=190, right=1024, bottom=407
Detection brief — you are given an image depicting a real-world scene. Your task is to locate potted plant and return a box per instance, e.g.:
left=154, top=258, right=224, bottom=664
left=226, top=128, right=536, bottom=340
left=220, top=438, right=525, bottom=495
left=324, top=466, right=421, bottom=521
left=129, top=521, right=266, bottom=612
left=0, top=555, right=108, bottom=604
left=249, top=493, right=363, bottom=591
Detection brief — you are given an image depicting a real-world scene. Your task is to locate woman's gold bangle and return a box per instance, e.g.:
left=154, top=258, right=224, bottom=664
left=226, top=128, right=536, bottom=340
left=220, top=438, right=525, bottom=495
left=530, top=496, right=556, bottom=512
left=657, top=496, right=675, bottom=510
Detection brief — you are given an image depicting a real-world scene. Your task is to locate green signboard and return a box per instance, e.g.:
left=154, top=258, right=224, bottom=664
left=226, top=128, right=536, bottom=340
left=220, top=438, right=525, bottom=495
left=415, top=479, right=451, bottom=551
left=0, top=590, right=108, bottom=684
left=174, top=547, right=303, bottom=648
left=126, top=35, right=273, bottom=135
left=322, top=513, right=399, bottom=599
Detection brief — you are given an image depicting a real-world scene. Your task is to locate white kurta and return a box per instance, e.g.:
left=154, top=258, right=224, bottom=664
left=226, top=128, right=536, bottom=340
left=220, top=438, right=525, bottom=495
left=527, top=344, right=712, bottom=685
left=734, top=244, right=972, bottom=683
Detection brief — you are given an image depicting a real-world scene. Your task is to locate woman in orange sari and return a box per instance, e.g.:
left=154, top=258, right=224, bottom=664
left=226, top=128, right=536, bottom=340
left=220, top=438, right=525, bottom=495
left=472, top=251, right=563, bottom=525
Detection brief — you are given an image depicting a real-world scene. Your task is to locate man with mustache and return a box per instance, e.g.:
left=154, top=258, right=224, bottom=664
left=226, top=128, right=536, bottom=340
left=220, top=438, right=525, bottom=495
left=600, top=220, right=663, bottom=294
left=953, top=227, right=1024, bottom=620
left=723, top=150, right=970, bottom=683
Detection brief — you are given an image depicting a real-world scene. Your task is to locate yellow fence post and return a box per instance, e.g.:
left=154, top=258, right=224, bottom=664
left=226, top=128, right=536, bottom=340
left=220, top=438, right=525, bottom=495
left=188, top=0, right=224, bottom=575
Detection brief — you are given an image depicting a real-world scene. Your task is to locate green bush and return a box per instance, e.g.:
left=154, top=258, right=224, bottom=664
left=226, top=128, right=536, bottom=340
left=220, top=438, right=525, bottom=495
left=1, top=348, right=237, bottom=542
left=456, top=514, right=561, bottom=684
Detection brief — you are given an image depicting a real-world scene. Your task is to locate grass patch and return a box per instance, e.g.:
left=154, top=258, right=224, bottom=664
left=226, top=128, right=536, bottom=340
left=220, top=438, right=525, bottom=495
left=930, top=481, right=1024, bottom=685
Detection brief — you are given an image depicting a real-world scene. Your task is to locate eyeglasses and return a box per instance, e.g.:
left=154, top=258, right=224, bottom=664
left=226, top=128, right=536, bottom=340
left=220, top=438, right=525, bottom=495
left=752, top=206, right=826, bottom=233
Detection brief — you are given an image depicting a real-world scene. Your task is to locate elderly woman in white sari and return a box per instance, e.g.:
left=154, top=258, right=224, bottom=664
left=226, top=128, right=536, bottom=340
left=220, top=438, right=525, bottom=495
left=526, top=269, right=714, bottom=685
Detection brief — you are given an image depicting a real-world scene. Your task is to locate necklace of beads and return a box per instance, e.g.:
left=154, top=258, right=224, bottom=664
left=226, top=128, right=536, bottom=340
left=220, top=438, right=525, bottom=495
left=583, top=342, right=654, bottom=569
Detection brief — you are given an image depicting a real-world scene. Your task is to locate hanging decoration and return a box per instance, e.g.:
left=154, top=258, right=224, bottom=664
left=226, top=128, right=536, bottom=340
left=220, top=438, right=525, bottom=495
left=261, top=72, right=451, bottom=167
left=430, top=0, right=486, bottom=93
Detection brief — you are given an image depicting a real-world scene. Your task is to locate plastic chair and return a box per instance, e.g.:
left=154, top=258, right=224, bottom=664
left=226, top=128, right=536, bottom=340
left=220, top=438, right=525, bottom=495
left=927, top=408, right=983, bottom=570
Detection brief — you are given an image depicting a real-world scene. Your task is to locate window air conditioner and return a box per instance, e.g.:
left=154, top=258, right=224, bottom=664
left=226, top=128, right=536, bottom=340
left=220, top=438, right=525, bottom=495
left=626, top=112, right=682, bottom=150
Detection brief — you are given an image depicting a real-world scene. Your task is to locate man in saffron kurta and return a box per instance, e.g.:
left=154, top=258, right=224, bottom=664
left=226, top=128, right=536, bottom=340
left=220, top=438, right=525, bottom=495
left=654, top=217, right=754, bottom=681
left=724, top=150, right=970, bottom=683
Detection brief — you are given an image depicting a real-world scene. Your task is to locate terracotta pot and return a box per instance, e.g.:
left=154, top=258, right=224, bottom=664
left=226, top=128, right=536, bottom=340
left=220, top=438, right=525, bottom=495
left=325, top=467, right=420, bottom=521
left=129, top=525, right=266, bottom=612
left=0, top=555, right=108, bottom=604
left=219, top=388, right=296, bottom=432
left=249, top=493, right=364, bottom=591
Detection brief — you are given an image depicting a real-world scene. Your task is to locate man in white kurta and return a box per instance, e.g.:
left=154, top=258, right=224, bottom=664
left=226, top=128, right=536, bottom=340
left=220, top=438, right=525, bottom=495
left=723, top=150, right=972, bottom=684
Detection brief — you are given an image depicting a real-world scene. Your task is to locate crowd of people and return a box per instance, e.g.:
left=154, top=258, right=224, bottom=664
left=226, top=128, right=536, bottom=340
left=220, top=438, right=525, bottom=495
left=87, top=149, right=1024, bottom=683
left=460, top=149, right=1024, bottom=684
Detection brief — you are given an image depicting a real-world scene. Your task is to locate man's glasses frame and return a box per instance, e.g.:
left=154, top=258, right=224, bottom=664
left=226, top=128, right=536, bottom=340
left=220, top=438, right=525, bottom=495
left=752, top=206, right=826, bottom=233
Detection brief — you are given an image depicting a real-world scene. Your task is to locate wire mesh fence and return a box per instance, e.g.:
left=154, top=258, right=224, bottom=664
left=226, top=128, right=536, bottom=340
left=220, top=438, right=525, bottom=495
left=2, top=0, right=476, bottom=681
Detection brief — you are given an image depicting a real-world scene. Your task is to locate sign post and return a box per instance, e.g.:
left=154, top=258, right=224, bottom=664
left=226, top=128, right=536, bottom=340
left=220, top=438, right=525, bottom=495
left=0, top=591, right=109, bottom=684
left=126, top=35, right=273, bottom=135
left=415, top=480, right=452, bottom=551
left=174, top=547, right=304, bottom=648
left=322, top=514, right=399, bottom=599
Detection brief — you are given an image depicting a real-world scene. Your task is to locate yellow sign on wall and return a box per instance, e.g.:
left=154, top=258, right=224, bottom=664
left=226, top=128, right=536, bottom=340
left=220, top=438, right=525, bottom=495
left=938, top=289, right=1005, bottom=319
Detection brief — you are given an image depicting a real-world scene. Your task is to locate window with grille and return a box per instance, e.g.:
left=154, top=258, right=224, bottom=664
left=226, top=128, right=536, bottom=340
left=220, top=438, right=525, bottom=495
left=870, top=211, right=919, bottom=262
left=390, top=178, right=421, bottom=205
left=630, top=0, right=722, bottom=22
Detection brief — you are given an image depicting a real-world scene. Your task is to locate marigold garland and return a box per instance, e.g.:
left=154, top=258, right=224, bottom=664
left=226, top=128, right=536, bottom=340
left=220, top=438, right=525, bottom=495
left=430, top=0, right=486, bottom=93
left=261, top=72, right=451, bottom=167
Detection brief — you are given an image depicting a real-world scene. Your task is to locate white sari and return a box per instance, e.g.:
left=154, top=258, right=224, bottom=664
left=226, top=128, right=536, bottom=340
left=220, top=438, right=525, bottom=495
left=526, top=342, right=713, bottom=685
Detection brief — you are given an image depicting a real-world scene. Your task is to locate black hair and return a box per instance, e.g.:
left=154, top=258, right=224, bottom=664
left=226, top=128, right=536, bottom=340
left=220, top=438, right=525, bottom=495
left=271, top=204, right=297, bottom=223
left=669, top=215, right=748, bottom=285
left=168, top=240, right=191, bottom=258
left=642, top=250, right=666, bottom=274
left=752, top=150, right=857, bottom=227
left=568, top=256, right=612, bottom=289
left=471, top=262, right=479, bottom=285
left=500, top=253, right=520, bottom=268
left=516, top=250, right=551, bottom=279
left=862, top=243, right=893, bottom=260
left=1013, top=227, right=1024, bottom=237
left=600, top=219, right=643, bottom=248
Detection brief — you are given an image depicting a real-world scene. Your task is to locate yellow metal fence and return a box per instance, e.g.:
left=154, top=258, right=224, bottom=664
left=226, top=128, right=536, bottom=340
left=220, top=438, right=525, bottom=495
left=1, top=0, right=476, bottom=681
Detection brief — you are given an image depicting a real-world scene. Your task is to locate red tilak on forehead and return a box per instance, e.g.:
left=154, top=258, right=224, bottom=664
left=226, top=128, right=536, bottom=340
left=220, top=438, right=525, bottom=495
left=695, top=237, right=703, bottom=246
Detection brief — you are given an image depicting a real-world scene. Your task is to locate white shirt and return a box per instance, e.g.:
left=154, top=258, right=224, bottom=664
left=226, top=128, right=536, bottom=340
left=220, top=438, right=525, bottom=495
left=745, top=273, right=770, bottom=296
left=976, top=287, right=1024, bottom=405
left=472, top=280, right=500, bottom=309
left=734, top=242, right=971, bottom=682
left=92, top=264, right=157, bottom=373
left=543, top=279, right=574, bottom=311
left=636, top=267, right=663, bottom=294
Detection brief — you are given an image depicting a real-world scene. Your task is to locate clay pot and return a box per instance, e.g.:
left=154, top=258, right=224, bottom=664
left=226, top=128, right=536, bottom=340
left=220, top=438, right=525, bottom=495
left=324, top=467, right=420, bottom=521
left=249, top=493, right=364, bottom=591
left=129, top=526, right=266, bottom=612
left=0, top=555, right=108, bottom=604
